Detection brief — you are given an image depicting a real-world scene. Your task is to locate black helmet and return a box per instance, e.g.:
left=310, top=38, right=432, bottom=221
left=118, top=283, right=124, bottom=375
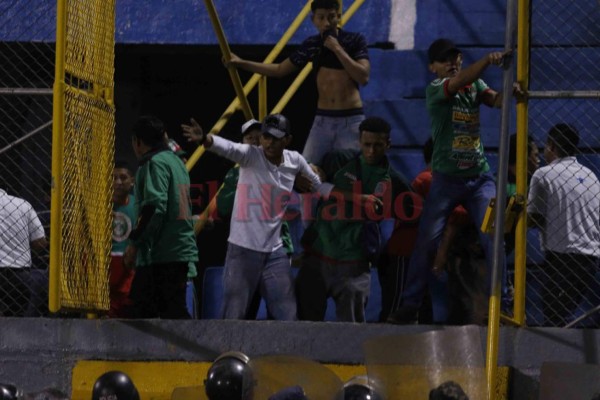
left=338, top=376, right=383, bottom=400
left=204, top=351, right=254, bottom=400
left=0, top=384, right=22, bottom=400
left=428, top=380, right=469, bottom=400
left=92, top=371, right=139, bottom=400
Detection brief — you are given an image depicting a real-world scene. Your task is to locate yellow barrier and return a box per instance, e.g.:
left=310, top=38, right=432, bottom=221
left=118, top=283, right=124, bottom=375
left=71, top=360, right=509, bottom=400
left=50, top=0, right=115, bottom=312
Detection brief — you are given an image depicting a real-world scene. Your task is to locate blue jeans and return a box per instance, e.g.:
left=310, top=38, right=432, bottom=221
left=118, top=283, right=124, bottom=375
left=401, top=171, right=507, bottom=319
left=296, top=254, right=370, bottom=322
left=221, top=243, right=296, bottom=320
left=302, top=113, right=364, bottom=165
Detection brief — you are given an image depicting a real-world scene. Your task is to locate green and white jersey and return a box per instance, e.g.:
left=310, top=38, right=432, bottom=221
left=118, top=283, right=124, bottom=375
left=426, top=77, right=491, bottom=176
left=112, top=194, right=137, bottom=255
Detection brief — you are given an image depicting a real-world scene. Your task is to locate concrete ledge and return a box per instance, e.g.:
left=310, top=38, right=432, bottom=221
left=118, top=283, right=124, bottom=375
left=1, top=318, right=599, bottom=399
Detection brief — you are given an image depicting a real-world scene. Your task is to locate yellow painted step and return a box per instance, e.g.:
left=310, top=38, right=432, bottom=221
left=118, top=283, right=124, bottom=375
left=72, top=360, right=509, bottom=400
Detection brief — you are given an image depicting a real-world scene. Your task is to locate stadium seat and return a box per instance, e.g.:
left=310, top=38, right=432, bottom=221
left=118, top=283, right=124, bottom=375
left=363, top=50, right=430, bottom=100
left=186, top=280, right=198, bottom=319
left=387, top=149, right=426, bottom=182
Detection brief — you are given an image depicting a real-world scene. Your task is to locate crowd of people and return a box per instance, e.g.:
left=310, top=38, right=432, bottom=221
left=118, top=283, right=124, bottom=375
left=1, top=0, right=599, bottom=328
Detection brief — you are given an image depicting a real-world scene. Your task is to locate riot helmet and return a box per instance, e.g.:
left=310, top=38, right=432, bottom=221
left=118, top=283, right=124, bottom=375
left=338, top=376, right=383, bottom=400
left=91, top=371, right=139, bottom=400
left=0, top=384, right=23, bottom=400
left=205, top=351, right=254, bottom=400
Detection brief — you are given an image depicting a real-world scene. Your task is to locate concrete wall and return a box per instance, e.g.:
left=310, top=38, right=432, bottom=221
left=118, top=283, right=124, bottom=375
left=1, top=318, right=600, bottom=399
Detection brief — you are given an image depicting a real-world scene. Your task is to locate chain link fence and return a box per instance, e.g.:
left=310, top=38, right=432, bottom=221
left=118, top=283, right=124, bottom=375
left=0, top=1, right=55, bottom=316
left=51, top=0, right=115, bottom=312
left=523, top=0, right=600, bottom=327
left=1, top=0, right=115, bottom=316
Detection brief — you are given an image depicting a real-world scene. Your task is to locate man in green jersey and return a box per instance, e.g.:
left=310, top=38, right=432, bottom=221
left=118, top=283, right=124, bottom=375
left=395, top=38, right=516, bottom=322
left=296, top=116, right=412, bottom=322
left=124, top=115, right=198, bottom=319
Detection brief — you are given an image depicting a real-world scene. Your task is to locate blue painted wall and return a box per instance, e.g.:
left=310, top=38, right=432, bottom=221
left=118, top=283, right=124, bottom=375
left=0, top=0, right=391, bottom=44
left=114, top=0, right=392, bottom=45
left=3, top=0, right=598, bottom=48
left=2, top=0, right=598, bottom=179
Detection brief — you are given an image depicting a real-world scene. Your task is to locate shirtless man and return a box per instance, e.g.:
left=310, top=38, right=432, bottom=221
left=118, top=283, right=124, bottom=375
left=226, top=0, right=370, bottom=166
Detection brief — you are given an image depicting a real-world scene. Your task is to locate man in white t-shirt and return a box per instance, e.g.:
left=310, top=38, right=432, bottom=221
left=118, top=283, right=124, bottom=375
left=528, top=123, right=600, bottom=327
left=183, top=114, right=331, bottom=320
left=0, top=188, right=47, bottom=316
left=183, top=113, right=382, bottom=320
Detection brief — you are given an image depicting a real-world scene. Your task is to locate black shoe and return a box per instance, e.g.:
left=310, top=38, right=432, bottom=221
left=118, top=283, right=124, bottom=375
left=386, top=306, right=419, bottom=324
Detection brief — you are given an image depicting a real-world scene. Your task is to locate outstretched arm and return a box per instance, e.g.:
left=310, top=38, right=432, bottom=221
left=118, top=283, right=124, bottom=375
left=225, top=52, right=298, bottom=78
left=446, top=51, right=509, bottom=96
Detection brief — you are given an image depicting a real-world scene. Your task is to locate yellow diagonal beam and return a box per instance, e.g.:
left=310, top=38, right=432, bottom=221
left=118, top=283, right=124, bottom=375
left=186, top=1, right=312, bottom=171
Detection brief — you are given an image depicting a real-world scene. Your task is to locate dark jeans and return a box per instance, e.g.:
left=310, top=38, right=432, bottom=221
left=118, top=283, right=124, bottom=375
left=377, top=255, right=410, bottom=322
left=221, top=243, right=296, bottom=320
left=543, top=251, right=599, bottom=327
left=0, top=267, right=30, bottom=317
left=401, top=172, right=508, bottom=319
left=129, top=262, right=190, bottom=319
left=296, top=254, right=370, bottom=322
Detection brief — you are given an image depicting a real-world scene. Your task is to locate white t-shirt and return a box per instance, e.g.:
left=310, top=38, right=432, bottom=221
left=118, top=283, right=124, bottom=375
left=527, top=157, right=600, bottom=256
left=0, top=190, right=46, bottom=268
left=210, top=136, right=333, bottom=252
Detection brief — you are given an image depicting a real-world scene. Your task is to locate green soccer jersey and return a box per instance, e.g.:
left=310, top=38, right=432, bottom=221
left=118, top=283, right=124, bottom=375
left=132, top=149, right=198, bottom=267
left=112, top=194, right=137, bottom=255
left=304, top=154, right=409, bottom=262
left=426, top=77, right=491, bottom=177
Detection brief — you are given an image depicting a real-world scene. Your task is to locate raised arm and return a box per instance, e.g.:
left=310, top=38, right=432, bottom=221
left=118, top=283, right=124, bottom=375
left=225, top=52, right=298, bottom=78
left=446, top=51, right=508, bottom=96
left=324, top=36, right=370, bottom=85
left=181, top=118, right=253, bottom=166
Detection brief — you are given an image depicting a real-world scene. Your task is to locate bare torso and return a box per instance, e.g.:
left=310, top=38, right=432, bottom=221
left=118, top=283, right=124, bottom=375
left=315, top=67, right=363, bottom=110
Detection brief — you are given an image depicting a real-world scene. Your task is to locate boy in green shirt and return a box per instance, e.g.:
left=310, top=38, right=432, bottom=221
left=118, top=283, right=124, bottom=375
left=296, top=116, right=412, bottom=322
left=109, top=160, right=137, bottom=317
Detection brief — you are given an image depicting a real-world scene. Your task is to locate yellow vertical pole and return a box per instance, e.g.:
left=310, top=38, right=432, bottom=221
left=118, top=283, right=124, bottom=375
left=486, top=0, right=518, bottom=396
left=258, top=77, right=267, bottom=120
left=49, top=0, right=67, bottom=312
left=513, top=0, right=531, bottom=326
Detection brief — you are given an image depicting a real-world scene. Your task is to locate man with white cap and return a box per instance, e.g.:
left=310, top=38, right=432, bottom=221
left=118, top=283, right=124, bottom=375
left=182, top=114, right=334, bottom=320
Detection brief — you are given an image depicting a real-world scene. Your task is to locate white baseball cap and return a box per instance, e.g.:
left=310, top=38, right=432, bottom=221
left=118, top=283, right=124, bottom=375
left=240, top=119, right=262, bottom=136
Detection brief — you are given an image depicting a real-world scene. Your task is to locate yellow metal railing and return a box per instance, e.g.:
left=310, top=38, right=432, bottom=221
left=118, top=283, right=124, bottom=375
left=50, top=0, right=115, bottom=313
left=203, top=0, right=253, bottom=122
left=186, top=0, right=312, bottom=171
left=190, top=0, right=365, bottom=235
left=513, top=0, right=531, bottom=327
left=186, top=0, right=365, bottom=172
left=49, top=0, right=67, bottom=312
